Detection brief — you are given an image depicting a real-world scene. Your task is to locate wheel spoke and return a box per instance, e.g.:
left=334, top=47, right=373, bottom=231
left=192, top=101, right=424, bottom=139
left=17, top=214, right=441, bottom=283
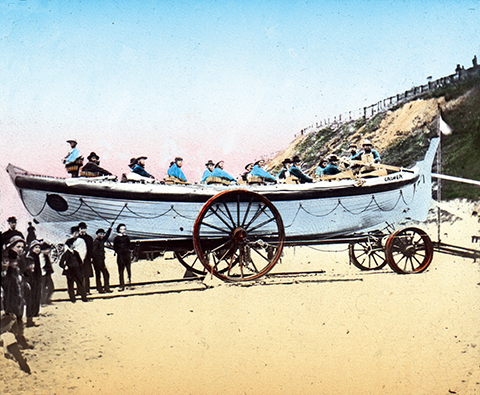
left=221, top=201, right=237, bottom=228
left=244, top=204, right=268, bottom=230
left=209, top=206, right=234, bottom=231
left=241, top=198, right=254, bottom=228
left=248, top=216, right=276, bottom=233
left=200, top=220, right=231, bottom=234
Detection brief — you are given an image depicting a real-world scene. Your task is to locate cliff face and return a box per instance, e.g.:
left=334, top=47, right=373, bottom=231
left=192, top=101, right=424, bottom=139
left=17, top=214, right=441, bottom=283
left=267, top=80, right=480, bottom=200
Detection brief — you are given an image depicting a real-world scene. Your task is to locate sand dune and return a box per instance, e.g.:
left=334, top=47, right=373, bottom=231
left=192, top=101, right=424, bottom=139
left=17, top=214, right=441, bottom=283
left=1, top=200, right=480, bottom=395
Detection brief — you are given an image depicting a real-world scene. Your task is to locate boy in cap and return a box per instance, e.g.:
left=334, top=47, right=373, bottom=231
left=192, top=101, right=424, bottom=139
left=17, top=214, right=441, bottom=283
left=2, top=249, right=34, bottom=349
left=24, top=240, right=43, bottom=327
left=39, top=242, right=54, bottom=305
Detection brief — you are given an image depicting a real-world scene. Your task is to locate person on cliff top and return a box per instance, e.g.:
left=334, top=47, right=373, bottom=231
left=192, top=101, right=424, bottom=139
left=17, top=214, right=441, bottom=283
left=63, top=139, right=82, bottom=178
left=210, top=161, right=236, bottom=183
left=201, top=160, right=215, bottom=183
left=350, top=139, right=381, bottom=163
left=80, top=152, right=113, bottom=178
left=290, top=156, right=313, bottom=183
left=250, top=159, right=276, bottom=183
left=167, top=157, right=188, bottom=182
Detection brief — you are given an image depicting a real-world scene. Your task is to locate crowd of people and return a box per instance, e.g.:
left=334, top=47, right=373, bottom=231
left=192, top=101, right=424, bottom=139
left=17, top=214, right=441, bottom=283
left=63, top=138, right=381, bottom=185
left=1, top=216, right=134, bottom=361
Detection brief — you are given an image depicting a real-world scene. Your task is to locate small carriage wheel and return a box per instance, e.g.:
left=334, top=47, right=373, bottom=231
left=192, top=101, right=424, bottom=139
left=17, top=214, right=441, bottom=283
left=175, top=251, right=206, bottom=275
left=349, top=235, right=388, bottom=271
left=385, top=227, right=434, bottom=274
left=175, top=250, right=232, bottom=275
left=193, top=189, right=285, bottom=282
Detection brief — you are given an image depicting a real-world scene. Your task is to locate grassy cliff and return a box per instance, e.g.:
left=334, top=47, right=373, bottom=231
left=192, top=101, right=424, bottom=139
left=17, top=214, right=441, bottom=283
left=270, top=76, right=480, bottom=201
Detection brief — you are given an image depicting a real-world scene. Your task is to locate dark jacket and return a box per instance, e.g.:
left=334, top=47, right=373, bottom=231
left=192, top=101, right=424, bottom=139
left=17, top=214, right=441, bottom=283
left=113, top=234, right=131, bottom=256
left=59, top=248, right=82, bottom=275
left=92, top=228, right=112, bottom=269
left=81, top=161, right=112, bottom=177
left=290, top=166, right=313, bottom=183
left=2, top=266, right=25, bottom=317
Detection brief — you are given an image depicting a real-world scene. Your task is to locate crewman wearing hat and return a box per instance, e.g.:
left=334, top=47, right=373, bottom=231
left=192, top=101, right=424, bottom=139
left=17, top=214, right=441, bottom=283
left=351, top=139, right=381, bottom=163
left=289, top=156, right=313, bottom=183
left=63, top=139, right=83, bottom=177
left=210, top=161, right=236, bottom=183
left=240, top=163, right=254, bottom=182
left=315, top=159, right=328, bottom=177
left=277, top=158, right=292, bottom=179
left=131, top=156, right=154, bottom=178
left=323, top=155, right=342, bottom=175
left=80, top=152, right=113, bottom=177
left=2, top=216, right=24, bottom=249
left=167, top=157, right=187, bottom=182
left=250, top=159, right=276, bottom=183
left=201, top=160, right=215, bottom=183
left=348, top=143, right=358, bottom=158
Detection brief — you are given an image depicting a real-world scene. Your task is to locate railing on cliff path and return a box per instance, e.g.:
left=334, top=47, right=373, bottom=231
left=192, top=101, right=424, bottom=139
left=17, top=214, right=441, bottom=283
left=296, top=59, right=480, bottom=137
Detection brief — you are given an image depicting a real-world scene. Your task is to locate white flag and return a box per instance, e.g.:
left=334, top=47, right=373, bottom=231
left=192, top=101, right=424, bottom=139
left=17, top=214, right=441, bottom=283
left=439, top=115, right=452, bottom=135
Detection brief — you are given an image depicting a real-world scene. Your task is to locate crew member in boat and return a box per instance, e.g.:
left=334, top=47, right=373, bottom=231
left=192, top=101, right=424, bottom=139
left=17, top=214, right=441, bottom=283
left=80, top=152, right=113, bottom=178
left=315, top=159, right=328, bottom=177
left=250, top=159, right=276, bottom=183
left=290, top=156, right=313, bottom=183
left=241, top=163, right=254, bottom=182
left=210, top=161, right=236, bottom=183
left=2, top=217, right=25, bottom=249
left=201, top=160, right=215, bottom=183
left=323, top=155, right=342, bottom=176
left=347, top=143, right=358, bottom=158
left=167, top=157, right=187, bottom=182
left=128, top=158, right=137, bottom=169
left=277, top=158, right=292, bottom=179
left=351, top=139, right=381, bottom=163
left=63, top=139, right=83, bottom=178
left=131, top=156, right=154, bottom=179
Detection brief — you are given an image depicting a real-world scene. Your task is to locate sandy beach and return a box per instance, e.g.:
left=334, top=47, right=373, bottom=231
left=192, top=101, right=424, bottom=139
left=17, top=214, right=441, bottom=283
left=1, top=200, right=480, bottom=395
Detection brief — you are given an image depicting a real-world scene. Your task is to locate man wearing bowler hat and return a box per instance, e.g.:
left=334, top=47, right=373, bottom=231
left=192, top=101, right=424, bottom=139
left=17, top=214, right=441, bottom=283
left=80, top=152, right=112, bottom=177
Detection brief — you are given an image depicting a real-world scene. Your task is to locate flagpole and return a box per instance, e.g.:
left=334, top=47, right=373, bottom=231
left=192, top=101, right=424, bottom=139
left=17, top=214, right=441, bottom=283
left=436, top=114, right=442, bottom=243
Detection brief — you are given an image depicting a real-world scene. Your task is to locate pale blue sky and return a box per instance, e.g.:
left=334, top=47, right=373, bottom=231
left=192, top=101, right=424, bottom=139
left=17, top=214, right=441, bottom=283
left=1, top=0, right=479, bottom=223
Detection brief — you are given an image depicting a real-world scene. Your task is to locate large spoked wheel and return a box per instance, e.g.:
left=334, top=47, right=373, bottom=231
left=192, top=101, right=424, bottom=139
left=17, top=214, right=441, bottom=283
left=385, top=227, right=434, bottom=274
left=193, top=189, right=285, bottom=282
left=349, top=234, right=388, bottom=271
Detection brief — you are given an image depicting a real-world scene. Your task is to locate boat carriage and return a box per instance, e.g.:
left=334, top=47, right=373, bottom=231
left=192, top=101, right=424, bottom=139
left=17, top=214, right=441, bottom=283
left=7, top=138, right=439, bottom=282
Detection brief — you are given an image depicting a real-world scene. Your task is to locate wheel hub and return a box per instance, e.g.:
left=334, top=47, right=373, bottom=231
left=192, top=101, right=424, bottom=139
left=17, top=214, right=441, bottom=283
left=232, top=227, right=247, bottom=245
left=404, top=245, right=416, bottom=257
